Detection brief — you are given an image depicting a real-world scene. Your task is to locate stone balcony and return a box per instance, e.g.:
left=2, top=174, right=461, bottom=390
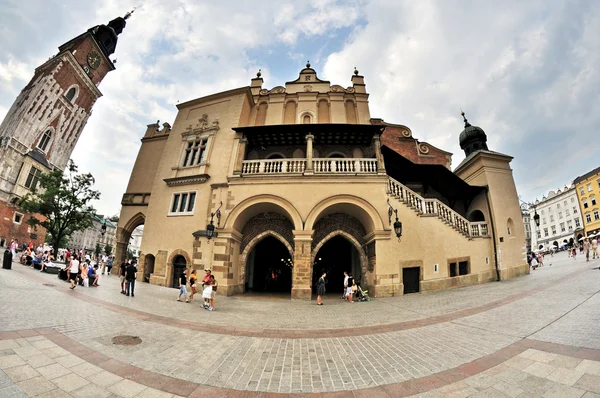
left=241, top=158, right=378, bottom=176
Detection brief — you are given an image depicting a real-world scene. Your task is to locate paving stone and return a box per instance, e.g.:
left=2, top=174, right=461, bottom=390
left=546, top=367, right=585, bottom=386
left=0, top=355, right=26, bottom=369
left=463, top=373, right=498, bottom=390
left=491, top=381, right=524, bottom=397
left=133, top=387, right=175, bottom=397
left=12, top=345, right=43, bottom=358
left=0, top=341, right=20, bottom=350
left=3, top=364, right=40, bottom=382
left=519, top=349, right=558, bottom=364
left=51, top=372, right=90, bottom=392
left=92, top=370, right=124, bottom=388
left=523, top=362, right=558, bottom=378
left=542, top=384, right=586, bottom=398
left=108, top=379, right=148, bottom=397
left=54, top=354, right=87, bottom=368
left=574, top=374, right=600, bottom=394
left=37, top=389, right=75, bottom=397
left=24, top=354, right=56, bottom=369
left=494, top=368, right=530, bottom=384
left=71, top=362, right=103, bottom=378
left=582, top=392, right=600, bottom=398
left=30, top=339, right=59, bottom=350
left=503, top=356, right=535, bottom=370
left=71, top=383, right=113, bottom=398
left=575, top=360, right=600, bottom=376
left=37, top=362, right=72, bottom=380
left=549, top=355, right=584, bottom=370
left=0, top=385, right=28, bottom=398
left=16, top=375, right=58, bottom=396
left=468, top=387, right=511, bottom=397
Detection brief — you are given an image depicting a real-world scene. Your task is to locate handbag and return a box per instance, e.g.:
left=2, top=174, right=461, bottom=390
left=351, top=285, right=357, bottom=292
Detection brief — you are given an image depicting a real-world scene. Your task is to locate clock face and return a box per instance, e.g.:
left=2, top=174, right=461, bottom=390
left=87, top=51, right=101, bottom=69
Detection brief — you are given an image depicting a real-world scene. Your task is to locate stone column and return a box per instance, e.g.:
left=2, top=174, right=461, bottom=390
left=373, top=134, right=386, bottom=173
left=233, top=137, right=248, bottom=175
left=304, top=133, right=314, bottom=175
left=113, top=241, right=128, bottom=274
left=291, top=230, right=314, bottom=300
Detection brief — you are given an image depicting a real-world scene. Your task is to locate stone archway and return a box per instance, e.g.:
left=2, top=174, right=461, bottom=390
left=114, top=212, right=145, bottom=274
left=166, top=249, right=192, bottom=288
left=143, top=254, right=155, bottom=283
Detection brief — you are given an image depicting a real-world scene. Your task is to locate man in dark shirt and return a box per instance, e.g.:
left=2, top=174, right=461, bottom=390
left=119, top=260, right=128, bottom=294
left=125, top=260, right=137, bottom=297
left=177, top=268, right=189, bottom=302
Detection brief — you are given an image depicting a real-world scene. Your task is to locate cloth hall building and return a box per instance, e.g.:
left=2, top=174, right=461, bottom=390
left=116, top=65, right=528, bottom=299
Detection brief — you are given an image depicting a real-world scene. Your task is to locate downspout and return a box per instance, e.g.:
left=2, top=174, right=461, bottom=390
left=484, top=186, right=500, bottom=281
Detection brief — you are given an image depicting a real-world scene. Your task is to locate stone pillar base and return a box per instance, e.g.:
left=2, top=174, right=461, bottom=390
left=291, top=286, right=312, bottom=300
left=149, top=275, right=167, bottom=286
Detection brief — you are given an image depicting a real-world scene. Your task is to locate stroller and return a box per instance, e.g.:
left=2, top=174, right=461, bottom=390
left=355, top=284, right=370, bottom=302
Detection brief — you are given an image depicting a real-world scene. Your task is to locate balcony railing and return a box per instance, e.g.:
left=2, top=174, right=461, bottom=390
left=241, top=158, right=377, bottom=176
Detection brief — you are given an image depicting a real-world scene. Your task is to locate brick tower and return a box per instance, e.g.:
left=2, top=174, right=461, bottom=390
left=0, top=12, right=132, bottom=248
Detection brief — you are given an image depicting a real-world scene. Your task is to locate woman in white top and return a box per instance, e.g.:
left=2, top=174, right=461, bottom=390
left=69, top=255, right=80, bottom=289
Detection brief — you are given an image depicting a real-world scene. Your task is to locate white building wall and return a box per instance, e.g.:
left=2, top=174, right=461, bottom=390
left=530, top=186, right=583, bottom=250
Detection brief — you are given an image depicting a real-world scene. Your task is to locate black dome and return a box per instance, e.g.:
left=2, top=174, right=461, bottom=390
left=458, top=113, right=488, bottom=156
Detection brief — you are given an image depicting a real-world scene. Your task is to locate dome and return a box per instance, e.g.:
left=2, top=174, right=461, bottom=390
left=459, top=124, right=487, bottom=148
left=458, top=112, right=488, bottom=156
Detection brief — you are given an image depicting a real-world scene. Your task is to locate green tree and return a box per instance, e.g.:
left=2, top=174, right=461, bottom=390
left=104, top=244, right=113, bottom=256
left=95, top=243, right=102, bottom=259
left=126, top=248, right=135, bottom=260
left=19, top=161, right=100, bottom=254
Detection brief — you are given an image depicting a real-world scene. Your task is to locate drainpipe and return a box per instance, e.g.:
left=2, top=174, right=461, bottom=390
left=484, top=186, right=500, bottom=282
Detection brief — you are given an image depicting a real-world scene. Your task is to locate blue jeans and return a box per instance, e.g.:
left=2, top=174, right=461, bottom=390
left=126, top=279, right=135, bottom=296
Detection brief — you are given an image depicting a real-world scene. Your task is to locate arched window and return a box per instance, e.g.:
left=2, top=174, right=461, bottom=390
left=65, top=87, right=76, bottom=102
left=38, top=129, right=52, bottom=152
left=303, top=114, right=311, bottom=124
left=507, top=218, right=514, bottom=235
left=327, top=152, right=346, bottom=158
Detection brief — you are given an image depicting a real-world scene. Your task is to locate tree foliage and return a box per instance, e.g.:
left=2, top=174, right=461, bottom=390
left=19, top=161, right=100, bottom=253
left=104, top=244, right=113, bottom=256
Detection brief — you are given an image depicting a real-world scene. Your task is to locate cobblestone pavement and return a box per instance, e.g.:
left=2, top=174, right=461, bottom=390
left=0, top=252, right=599, bottom=396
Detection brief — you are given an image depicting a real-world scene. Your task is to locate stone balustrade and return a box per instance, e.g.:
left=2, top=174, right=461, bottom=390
left=241, top=158, right=377, bottom=176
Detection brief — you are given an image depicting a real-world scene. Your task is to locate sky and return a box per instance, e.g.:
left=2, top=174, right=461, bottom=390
left=0, top=0, right=598, bottom=217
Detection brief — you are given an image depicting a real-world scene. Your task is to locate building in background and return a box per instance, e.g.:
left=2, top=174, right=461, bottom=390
left=128, top=226, right=143, bottom=259
left=529, top=185, right=581, bottom=250
left=66, top=215, right=116, bottom=255
left=574, top=167, right=600, bottom=237
left=521, top=207, right=532, bottom=252
left=0, top=13, right=131, bottom=249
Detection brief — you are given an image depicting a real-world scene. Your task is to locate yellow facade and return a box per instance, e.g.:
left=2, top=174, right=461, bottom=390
left=115, top=66, right=528, bottom=299
left=574, top=167, right=600, bottom=236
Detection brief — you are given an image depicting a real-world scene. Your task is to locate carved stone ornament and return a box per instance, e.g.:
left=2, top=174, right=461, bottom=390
left=182, top=114, right=219, bottom=137
left=271, top=86, right=286, bottom=94
left=259, top=89, right=269, bottom=95
left=304, top=85, right=313, bottom=92
left=330, top=85, right=345, bottom=93
left=401, top=129, right=412, bottom=138
left=345, top=87, right=355, bottom=93
left=164, top=174, right=210, bottom=187
left=418, top=143, right=430, bottom=154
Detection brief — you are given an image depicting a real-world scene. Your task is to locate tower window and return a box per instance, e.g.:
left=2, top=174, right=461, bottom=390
left=303, top=114, right=311, bottom=124
left=65, top=87, right=77, bottom=102
left=182, top=138, right=208, bottom=167
left=38, top=129, right=52, bottom=152
left=25, top=166, right=42, bottom=190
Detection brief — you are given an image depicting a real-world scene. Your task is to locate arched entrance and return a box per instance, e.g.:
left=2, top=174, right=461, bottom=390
left=245, top=236, right=293, bottom=294
left=171, top=255, right=187, bottom=288
left=468, top=210, right=485, bottom=222
left=144, top=254, right=155, bottom=283
left=312, top=235, right=362, bottom=296
left=115, top=212, right=145, bottom=274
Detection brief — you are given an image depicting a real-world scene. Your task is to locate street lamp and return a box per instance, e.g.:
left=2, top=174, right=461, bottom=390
left=519, top=198, right=540, bottom=228
left=100, top=219, right=107, bottom=236
left=192, top=202, right=223, bottom=241
left=387, top=199, right=403, bottom=239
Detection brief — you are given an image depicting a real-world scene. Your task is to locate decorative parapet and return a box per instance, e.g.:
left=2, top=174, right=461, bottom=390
left=121, top=192, right=150, bottom=206
left=182, top=113, right=219, bottom=137
left=163, top=174, right=210, bottom=187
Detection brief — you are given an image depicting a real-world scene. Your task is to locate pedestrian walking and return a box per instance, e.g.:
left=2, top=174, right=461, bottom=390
left=189, top=269, right=198, bottom=302
left=316, top=271, right=326, bottom=306
left=209, top=274, right=218, bottom=311
left=592, top=238, right=598, bottom=260
left=101, top=253, right=108, bottom=274
left=68, top=255, right=80, bottom=289
left=10, top=238, right=18, bottom=259
left=584, top=239, right=590, bottom=262
left=177, top=268, right=189, bottom=302
left=345, top=273, right=354, bottom=303
left=342, top=271, right=348, bottom=299
left=125, top=260, right=137, bottom=297
left=119, top=260, right=128, bottom=294
left=106, top=256, right=114, bottom=274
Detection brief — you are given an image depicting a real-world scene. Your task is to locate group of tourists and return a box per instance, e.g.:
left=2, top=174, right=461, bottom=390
left=118, top=259, right=138, bottom=297
left=177, top=268, right=218, bottom=310
left=315, top=270, right=357, bottom=305
left=66, top=254, right=101, bottom=289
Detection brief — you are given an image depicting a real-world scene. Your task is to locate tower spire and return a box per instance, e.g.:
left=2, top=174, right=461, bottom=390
left=124, top=7, right=137, bottom=20
left=460, top=110, right=471, bottom=128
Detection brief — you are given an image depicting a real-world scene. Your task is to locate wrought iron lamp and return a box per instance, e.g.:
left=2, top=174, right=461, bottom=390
left=100, top=219, right=107, bottom=237
left=387, top=199, right=403, bottom=239
left=194, top=202, right=223, bottom=241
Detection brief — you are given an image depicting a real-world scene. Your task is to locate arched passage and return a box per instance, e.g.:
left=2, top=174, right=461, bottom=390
left=244, top=235, right=293, bottom=294
left=468, top=210, right=485, bottom=222
left=312, top=231, right=368, bottom=295
left=114, top=212, right=145, bottom=274
left=171, top=255, right=187, bottom=289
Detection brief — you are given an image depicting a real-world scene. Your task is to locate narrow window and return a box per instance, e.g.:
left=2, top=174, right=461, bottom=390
left=187, top=192, right=196, bottom=212
left=171, top=194, right=180, bottom=213
left=25, top=167, right=42, bottom=190
left=38, top=130, right=52, bottom=152
left=65, top=87, right=77, bottom=102
left=458, top=261, right=469, bottom=276
left=179, top=193, right=188, bottom=212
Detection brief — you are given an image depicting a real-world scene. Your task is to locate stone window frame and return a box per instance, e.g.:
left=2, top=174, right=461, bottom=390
left=447, top=256, right=470, bottom=277
left=25, top=166, right=42, bottom=190
left=591, top=194, right=596, bottom=206
left=588, top=184, right=593, bottom=192
left=37, top=127, right=55, bottom=154
left=297, top=110, right=316, bottom=124
left=594, top=209, right=599, bottom=221
left=64, top=84, right=79, bottom=104
left=575, top=218, right=581, bottom=227
left=167, top=190, right=198, bottom=217
left=585, top=213, right=591, bottom=223
left=180, top=136, right=210, bottom=168
left=13, top=212, right=24, bottom=224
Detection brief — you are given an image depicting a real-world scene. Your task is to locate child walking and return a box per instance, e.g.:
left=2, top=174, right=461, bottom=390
left=177, top=268, right=189, bottom=302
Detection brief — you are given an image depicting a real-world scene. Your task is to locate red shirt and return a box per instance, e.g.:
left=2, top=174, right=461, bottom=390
left=202, top=274, right=211, bottom=285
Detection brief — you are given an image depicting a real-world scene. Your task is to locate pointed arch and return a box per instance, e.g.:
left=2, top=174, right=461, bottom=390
left=224, top=194, right=303, bottom=231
